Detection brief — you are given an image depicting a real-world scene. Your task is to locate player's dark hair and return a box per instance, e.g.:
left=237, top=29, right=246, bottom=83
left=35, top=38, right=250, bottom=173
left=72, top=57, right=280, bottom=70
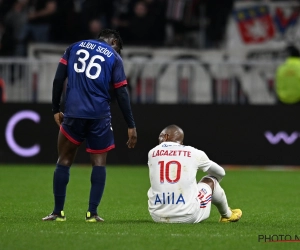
left=98, top=29, right=123, bottom=53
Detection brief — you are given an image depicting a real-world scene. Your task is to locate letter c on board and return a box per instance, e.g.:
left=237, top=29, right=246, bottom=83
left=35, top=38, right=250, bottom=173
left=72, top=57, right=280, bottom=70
left=5, top=110, right=40, bottom=157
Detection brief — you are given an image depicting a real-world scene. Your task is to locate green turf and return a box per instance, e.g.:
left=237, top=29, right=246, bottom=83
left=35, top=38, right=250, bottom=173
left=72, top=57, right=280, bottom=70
left=0, top=165, right=299, bottom=250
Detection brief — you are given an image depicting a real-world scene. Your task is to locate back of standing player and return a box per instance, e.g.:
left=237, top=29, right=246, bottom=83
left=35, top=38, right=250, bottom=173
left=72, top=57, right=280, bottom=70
left=43, top=29, right=137, bottom=222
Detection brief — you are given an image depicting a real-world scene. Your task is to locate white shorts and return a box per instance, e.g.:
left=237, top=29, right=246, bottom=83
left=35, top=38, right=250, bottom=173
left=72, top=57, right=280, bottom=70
left=192, top=182, right=213, bottom=223
left=150, top=182, right=213, bottom=224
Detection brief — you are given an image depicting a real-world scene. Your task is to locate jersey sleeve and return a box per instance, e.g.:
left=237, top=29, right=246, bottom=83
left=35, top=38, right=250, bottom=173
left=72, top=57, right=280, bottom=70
left=205, top=161, right=225, bottom=182
left=194, top=148, right=226, bottom=181
left=111, top=56, right=127, bottom=89
left=147, top=149, right=152, bottom=167
left=59, top=45, right=72, bottom=65
left=194, top=149, right=212, bottom=172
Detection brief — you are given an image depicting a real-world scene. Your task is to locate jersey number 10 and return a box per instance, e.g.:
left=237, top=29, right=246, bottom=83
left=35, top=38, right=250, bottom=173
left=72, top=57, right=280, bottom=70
left=159, top=160, right=181, bottom=184
left=74, top=49, right=105, bottom=79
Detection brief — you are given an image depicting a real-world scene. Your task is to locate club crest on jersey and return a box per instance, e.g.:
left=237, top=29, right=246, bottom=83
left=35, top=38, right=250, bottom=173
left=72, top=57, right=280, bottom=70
left=201, top=188, right=207, bottom=194
left=154, top=192, right=185, bottom=205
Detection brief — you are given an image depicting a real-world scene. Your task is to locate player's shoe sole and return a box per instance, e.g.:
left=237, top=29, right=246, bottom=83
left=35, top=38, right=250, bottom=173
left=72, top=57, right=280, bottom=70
left=42, top=211, right=66, bottom=221
left=219, top=208, right=242, bottom=223
left=85, top=211, right=104, bottom=222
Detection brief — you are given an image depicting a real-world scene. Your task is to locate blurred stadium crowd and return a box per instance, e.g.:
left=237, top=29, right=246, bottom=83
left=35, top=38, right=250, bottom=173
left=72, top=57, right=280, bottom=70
left=0, top=0, right=238, bottom=56
left=2, top=0, right=298, bottom=57
left=1, top=0, right=300, bottom=105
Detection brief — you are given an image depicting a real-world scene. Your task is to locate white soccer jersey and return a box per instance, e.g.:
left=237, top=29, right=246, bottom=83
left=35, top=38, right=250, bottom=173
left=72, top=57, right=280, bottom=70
left=147, top=142, right=213, bottom=222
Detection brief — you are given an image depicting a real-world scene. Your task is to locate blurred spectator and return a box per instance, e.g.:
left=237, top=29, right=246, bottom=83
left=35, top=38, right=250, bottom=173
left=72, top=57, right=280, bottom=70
left=165, top=0, right=188, bottom=46
left=112, top=0, right=136, bottom=42
left=0, top=0, right=15, bottom=21
left=0, top=77, right=6, bottom=102
left=15, top=0, right=57, bottom=56
left=88, top=18, right=103, bottom=39
left=26, top=0, right=57, bottom=42
left=5, top=0, right=27, bottom=56
left=144, top=0, right=166, bottom=46
left=205, top=0, right=234, bottom=48
left=182, top=0, right=203, bottom=48
left=0, top=22, right=14, bottom=56
left=0, top=0, right=15, bottom=55
left=50, top=0, right=74, bottom=43
left=0, top=0, right=236, bottom=51
left=165, top=0, right=204, bottom=47
left=276, top=45, right=300, bottom=104
left=80, top=0, right=113, bottom=39
left=126, top=1, right=157, bottom=46
left=52, top=0, right=92, bottom=43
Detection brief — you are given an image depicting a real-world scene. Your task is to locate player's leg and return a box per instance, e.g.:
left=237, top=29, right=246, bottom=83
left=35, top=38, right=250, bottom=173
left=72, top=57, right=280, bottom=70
left=195, top=178, right=213, bottom=223
left=43, top=118, right=83, bottom=221
left=85, top=117, right=115, bottom=222
left=200, top=176, right=242, bottom=222
left=55, top=131, right=79, bottom=207
left=85, top=153, right=107, bottom=222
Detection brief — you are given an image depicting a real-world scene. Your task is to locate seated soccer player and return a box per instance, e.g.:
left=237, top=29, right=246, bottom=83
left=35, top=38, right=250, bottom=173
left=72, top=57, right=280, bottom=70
left=147, top=125, right=242, bottom=223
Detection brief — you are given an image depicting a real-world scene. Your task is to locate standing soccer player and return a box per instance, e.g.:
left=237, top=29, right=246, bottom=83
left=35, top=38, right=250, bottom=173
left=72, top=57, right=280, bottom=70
left=43, top=29, right=137, bottom=222
left=147, top=125, right=241, bottom=223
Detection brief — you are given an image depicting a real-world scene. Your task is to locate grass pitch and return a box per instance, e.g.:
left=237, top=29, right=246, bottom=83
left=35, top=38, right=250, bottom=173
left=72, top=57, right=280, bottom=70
left=0, top=165, right=299, bottom=250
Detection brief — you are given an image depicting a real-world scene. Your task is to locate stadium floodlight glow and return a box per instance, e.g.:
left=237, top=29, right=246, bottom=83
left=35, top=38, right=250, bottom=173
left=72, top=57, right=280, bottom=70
left=5, top=110, right=40, bottom=157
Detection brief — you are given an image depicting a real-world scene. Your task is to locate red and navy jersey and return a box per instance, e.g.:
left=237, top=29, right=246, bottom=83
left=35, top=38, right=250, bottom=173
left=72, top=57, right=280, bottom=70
left=60, top=39, right=127, bottom=118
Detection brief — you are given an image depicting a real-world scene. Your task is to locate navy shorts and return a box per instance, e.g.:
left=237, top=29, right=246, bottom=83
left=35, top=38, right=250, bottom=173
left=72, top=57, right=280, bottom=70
left=60, top=116, right=115, bottom=153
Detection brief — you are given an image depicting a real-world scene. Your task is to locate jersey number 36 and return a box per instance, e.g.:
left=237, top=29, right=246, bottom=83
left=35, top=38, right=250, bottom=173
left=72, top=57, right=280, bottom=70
left=74, top=49, right=105, bottom=79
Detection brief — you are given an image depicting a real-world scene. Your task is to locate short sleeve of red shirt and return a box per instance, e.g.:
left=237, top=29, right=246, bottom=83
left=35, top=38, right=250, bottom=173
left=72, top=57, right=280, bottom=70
left=111, top=56, right=127, bottom=89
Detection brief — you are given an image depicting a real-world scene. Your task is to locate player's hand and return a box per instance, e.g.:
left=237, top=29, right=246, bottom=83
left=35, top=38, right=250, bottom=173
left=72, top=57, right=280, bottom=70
left=54, top=112, right=64, bottom=127
left=127, top=128, right=137, bottom=148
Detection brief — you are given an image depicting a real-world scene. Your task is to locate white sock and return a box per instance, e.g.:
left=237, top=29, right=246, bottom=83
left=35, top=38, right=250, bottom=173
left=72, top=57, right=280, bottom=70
left=201, top=176, right=232, bottom=218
